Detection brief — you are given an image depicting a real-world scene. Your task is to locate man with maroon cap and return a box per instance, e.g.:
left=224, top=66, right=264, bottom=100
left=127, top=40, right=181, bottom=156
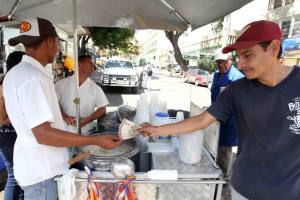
left=3, top=18, right=121, bottom=200
left=139, top=20, right=300, bottom=200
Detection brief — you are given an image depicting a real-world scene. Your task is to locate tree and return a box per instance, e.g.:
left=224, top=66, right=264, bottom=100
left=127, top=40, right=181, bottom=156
left=89, top=27, right=139, bottom=56
left=165, top=31, right=187, bottom=71
left=211, top=17, right=224, bottom=34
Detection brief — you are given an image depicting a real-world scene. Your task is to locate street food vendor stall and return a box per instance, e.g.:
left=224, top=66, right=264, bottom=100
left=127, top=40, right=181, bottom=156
left=56, top=103, right=224, bottom=200
left=0, top=0, right=255, bottom=199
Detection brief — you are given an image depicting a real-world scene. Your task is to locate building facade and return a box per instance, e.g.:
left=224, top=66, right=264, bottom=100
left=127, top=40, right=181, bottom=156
left=267, top=0, right=300, bottom=65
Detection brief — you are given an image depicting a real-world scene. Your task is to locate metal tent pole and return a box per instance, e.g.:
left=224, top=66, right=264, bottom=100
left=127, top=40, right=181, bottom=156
left=72, top=0, right=81, bottom=134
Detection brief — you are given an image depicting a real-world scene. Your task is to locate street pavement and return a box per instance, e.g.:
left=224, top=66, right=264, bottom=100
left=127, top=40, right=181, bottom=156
left=105, top=68, right=211, bottom=112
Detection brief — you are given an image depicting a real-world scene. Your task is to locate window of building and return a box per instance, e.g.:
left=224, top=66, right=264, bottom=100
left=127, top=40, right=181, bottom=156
left=285, top=0, right=294, bottom=5
left=282, top=21, right=291, bottom=38
left=274, top=0, right=282, bottom=8
left=293, top=19, right=300, bottom=37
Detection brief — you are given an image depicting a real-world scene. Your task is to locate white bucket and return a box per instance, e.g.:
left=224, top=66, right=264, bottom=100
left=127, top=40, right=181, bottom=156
left=179, top=130, right=204, bottom=164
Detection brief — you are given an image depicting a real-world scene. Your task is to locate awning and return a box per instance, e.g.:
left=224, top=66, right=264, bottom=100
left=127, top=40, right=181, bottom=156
left=0, top=0, right=254, bottom=31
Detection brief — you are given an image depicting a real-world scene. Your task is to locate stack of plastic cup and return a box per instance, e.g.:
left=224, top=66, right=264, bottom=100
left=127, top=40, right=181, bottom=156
left=134, top=94, right=150, bottom=124
left=179, top=130, right=204, bottom=164
left=149, top=92, right=160, bottom=123
left=176, top=111, right=184, bottom=122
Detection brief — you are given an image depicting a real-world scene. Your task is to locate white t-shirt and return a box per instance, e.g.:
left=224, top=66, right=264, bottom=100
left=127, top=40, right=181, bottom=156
left=55, top=75, right=108, bottom=133
left=3, top=55, right=69, bottom=186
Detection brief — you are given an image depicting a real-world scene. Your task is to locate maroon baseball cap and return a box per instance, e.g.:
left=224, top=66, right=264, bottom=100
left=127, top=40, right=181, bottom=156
left=222, top=20, right=283, bottom=54
left=8, top=17, right=58, bottom=46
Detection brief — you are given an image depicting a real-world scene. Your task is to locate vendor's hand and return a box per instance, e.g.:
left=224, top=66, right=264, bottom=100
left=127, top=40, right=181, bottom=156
left=137, top=123, right=158, bottom=137
left=94, top=134, right=121, bottom=149
left=64, top=116, right=76, bottom=126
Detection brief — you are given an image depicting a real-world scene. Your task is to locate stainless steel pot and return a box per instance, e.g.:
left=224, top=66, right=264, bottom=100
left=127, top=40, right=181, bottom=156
left=79, top=138, right=140, bottom=171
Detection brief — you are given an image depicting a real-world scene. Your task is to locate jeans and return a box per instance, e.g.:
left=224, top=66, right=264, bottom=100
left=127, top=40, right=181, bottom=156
left=21, top=179, right=58, bottom=200
left=0, top=129, right=24, bottom=200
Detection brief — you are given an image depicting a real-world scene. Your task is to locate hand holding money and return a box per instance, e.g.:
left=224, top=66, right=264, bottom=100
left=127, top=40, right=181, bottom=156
left=118, top=119, right=141, bottom=140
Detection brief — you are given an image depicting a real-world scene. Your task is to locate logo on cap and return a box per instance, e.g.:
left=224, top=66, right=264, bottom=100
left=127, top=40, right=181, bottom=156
left=20, top=21, right=31, bottom=33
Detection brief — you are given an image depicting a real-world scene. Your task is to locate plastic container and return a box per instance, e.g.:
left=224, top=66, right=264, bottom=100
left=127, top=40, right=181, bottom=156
left=179, top=130, right=204, bottom=164
left=176, top=111, right=185, bottom=122
left=134, top=99, right=150, bottom=124
left=153, top=112, right=171, bottom=141
left=148, top=170, right=178, bottom=180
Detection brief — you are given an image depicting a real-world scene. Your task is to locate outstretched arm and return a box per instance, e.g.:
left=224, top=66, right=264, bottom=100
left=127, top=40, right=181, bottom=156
left=32, top=122, right=120, bottom=149
left=138, top=111, right=216, bottom=136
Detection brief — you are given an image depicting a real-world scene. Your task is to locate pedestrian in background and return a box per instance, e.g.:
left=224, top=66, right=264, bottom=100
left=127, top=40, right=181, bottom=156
left=0, top=51, right=24, bottom=200
left=211, top=48, right=244, bottom=199
left=143, top=63, right=153, bottom=90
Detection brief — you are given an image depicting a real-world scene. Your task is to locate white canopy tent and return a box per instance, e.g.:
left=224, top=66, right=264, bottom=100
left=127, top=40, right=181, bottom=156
left=1, top=0, right=254, bottom=31
left=0, top=0, right=254, bottom=133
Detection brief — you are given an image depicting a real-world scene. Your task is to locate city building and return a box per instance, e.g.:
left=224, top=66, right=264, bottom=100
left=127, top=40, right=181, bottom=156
left=267, top=0, right=300, bottom=65
left=179, top=0, right=269, bottom=66
left=135, top=30, right=174, bottom=69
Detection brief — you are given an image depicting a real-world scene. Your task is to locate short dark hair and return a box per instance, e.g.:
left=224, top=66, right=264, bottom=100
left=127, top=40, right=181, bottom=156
left=78, top=55, right=92, bottom=63
left=6, top=51, right=25, bottom=72
left=259, top=41, right=282, bottom=59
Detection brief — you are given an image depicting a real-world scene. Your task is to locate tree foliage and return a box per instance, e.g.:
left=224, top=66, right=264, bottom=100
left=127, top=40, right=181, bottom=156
left=211, top=17, right=224, bottom=33
left=89, top=27, right=139, bottom=56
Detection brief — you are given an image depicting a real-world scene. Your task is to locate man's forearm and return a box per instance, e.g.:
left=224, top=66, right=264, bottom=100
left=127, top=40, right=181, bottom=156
left=32, top=122, right=96, bottom=147
left=155, top=111, right=216, bottom=135
left=82, top=107, right=106, bottom=125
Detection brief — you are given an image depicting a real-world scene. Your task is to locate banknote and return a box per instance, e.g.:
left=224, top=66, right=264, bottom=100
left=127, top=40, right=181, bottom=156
left=118, top=119, right=141, bottom=140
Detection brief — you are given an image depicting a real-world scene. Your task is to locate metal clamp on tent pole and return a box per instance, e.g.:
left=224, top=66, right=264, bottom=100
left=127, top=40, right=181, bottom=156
left=159, top=0, right=191, bottom=28
left=73, top=97, right=81, bottom=134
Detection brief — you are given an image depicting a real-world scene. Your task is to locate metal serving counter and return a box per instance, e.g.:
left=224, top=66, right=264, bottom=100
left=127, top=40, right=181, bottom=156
left=58, top=107, right=224, bottom=200
left=63, top=147, right=224, bottom=200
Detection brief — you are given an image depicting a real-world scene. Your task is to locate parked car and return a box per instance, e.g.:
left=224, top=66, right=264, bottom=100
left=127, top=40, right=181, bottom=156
left=91, top=65, right=103, bottom=85
left=184, top=68, right=210, bottom=86
left=183, top=65, right=196, bottom=78
left=99, top=58, right=140, bottom=93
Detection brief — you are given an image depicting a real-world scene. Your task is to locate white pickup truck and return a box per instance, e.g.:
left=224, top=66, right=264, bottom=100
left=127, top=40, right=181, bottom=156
left=100, top=58, right=140, bottom=93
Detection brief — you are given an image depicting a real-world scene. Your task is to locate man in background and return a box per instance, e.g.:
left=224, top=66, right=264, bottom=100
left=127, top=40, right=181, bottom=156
left=56, top=55, right=108, bottom=134
left=211, top=48, right=244, bottom=199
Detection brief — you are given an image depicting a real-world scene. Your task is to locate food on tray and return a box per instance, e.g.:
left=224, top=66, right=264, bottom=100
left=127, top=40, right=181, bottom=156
left=118, top=119, right=141, bottom=140
left=82, top=143, right=132, bottom=157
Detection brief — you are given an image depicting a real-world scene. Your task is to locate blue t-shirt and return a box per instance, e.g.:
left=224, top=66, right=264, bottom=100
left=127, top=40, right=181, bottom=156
left=207, top=66, right=300, bottom=200
left=211, top=66, right=244, bottom=146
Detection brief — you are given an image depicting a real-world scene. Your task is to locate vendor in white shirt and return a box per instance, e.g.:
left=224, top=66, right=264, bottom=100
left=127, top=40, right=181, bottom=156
left=55, top=55, right=108, bottom=134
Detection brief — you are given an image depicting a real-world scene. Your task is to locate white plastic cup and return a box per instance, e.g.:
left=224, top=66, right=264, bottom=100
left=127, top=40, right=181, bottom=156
left=179, top=130, right=204, bottom=164
left=176, top=111, right=184, bottom=122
